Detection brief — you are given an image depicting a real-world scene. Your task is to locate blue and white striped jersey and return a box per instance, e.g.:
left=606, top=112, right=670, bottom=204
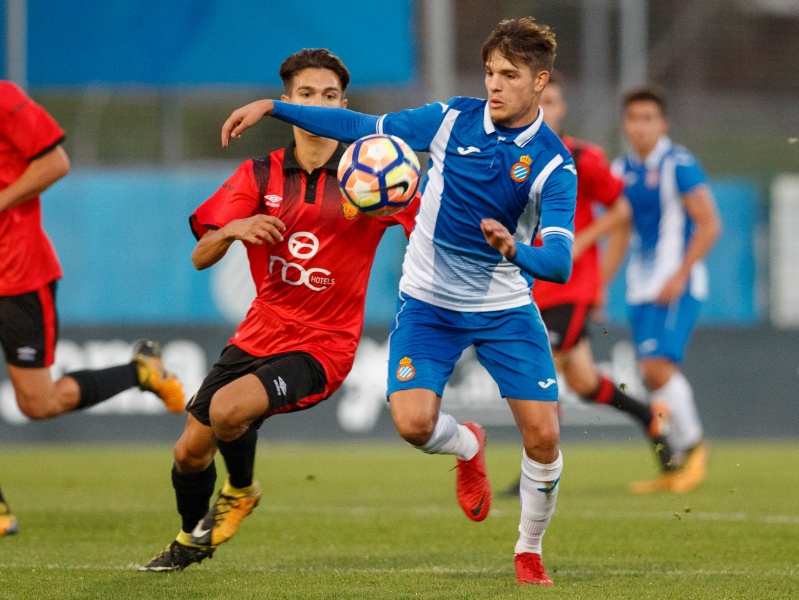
left=271, top=97, right=576, bottom=312
left=612, top=135, right=709, bottom=305
left=378, top=97, right=576, bottom=311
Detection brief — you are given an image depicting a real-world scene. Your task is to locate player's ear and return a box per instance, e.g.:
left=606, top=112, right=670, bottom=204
left=533, top=70, right=550, bottom=93
left=340, top=98, right=348, bottom=109
left=280, top=94, right=290, bottom=102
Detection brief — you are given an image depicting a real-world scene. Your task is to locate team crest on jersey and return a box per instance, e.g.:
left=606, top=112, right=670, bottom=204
left=341, top=200, right=359, bottom=220
left=396, top=357, right=416, bottom=381
left=510, top=155, right=532, bottom=182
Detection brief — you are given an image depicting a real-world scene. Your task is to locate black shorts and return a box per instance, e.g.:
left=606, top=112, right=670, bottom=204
left=540, top=303, right=591, bottom=352
left=0, top=281, right=59, bottom=368
left=187, top=344, right=329, bottom=427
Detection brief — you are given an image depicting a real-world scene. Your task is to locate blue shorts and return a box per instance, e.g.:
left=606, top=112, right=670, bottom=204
left=628, top=294, right=702, bottom=363
left=387, top=294, right=558, bottom=401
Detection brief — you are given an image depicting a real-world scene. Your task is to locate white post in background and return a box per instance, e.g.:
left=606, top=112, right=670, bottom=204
left=422, top=0, right=456, bottom=103
left=580, top=0, right=614, bottom=148
left=619, top=0, right=648, bottom=91
left=5, top=0, right=28, bottom=89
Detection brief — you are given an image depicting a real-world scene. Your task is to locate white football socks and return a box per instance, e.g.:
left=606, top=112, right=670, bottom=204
left=515, top=450, right=563, bottom=556
left=419, top=411, right=479, bottom=461
left=652, top=370, right=703, bottom=458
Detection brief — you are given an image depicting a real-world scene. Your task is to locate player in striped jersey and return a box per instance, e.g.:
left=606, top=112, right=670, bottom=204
left=612, top=86, right=721, bottom=493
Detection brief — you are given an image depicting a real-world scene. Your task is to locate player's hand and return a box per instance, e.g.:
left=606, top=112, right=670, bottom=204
left=221, top=100, right=275, bottom=147
left=223, top=215, right=286, bottom=245
left=481, top=218, right=517, bottom=260
left=655, top=271, right=688, bottom=305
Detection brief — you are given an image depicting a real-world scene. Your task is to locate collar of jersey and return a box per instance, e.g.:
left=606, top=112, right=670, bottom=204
left=482, top=103, right=543, bottom=147
left=628, top=135, right=672, bottom=168
left=281, top=140, right=346, bottom=172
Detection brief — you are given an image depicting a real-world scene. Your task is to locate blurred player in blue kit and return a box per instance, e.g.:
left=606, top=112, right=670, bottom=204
left=223, top=17, right=576, bottom=586
left=613, top=86, right=721, bottom=493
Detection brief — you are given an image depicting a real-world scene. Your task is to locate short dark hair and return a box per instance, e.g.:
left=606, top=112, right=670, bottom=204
left=623, top=85, right=668, bottom=116
left=481, top=17, right=557, bottom=75
left=279, top=48, right=351, bottom=94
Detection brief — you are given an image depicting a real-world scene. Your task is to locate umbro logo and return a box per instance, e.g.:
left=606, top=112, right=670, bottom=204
left=457, top=146, right=481, bottom=155
left=16, top=346, right=37, bottom=361
left=274, top=376, right=287, bottom=396
left=264, top=194, right=283, bottom=207
left=563, top=164, right=577, bottom=175
left=538, top=378, right=556, bottom=389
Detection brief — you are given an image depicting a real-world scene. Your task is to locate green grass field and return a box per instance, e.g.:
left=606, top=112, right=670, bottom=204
left=0, top=441, right=796, bottom=599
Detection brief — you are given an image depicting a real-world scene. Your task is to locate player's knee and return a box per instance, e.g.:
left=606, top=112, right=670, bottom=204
left=521, top=420, right=560, bottom=460
left=15, top=390, right=53, bottom=420
left=640, top=360, right=674, bottom=390
left=173, top=439, right=214, bottom=473
left=393, top=413, right=435, bottom=447
left=208, top=390, right=248, bottom=441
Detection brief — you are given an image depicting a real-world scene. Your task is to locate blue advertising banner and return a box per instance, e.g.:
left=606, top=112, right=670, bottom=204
left=41, top=170, right=760, bottom=326
left=24, top=0, right=415, bottom=87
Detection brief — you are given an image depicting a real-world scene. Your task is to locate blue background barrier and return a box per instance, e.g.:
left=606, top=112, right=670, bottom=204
left=41, top=170, right=760, bottom=326
left=5, top=0, right=415, bottom=86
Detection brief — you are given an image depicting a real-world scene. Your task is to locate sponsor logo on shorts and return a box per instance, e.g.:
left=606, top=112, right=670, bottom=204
left=16, top=346, right=37, bottom=362
left=538, top=378, right=556, bottom=389
left=510, top=155, right=532, bottom=182
left=396, top=357, right=416, bottom=382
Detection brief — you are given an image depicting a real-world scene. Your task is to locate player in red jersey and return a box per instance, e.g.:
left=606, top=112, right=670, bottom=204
left=0, top=81, right=184, bottom=538
left=140, top=49, right=419, bottom=571
left=502, top=72, right=673, bottom=496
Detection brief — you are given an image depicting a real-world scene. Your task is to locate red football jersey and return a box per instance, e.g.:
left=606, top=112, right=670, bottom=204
left=190, top=142, right=419, bottom=397
left=0, top=81, right=64, bottom=295
left=533, top=136, right=623, bottom=309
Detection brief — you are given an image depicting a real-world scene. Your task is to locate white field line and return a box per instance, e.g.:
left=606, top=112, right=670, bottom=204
left=0, top=563, right=797, bottom=577
left=260, top=504, right=799, bottom=525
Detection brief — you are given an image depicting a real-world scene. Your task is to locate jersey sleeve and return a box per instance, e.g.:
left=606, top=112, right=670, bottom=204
left=272, top=102, right=380, bottom=143
left=377, top=102, right=451, bottom=152
left=511, top=160, right=577, bottom=283
left=189, top=160, right=261, bottom=240
left=377, top=192, right=421, bottom=237
left=674, top=153, right=707, bottom=194
left=0, top=81, right=65, bottom=160
left=577, top=145, right=623, bottom=207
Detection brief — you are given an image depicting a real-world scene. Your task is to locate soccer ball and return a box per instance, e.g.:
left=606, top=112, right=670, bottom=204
left=337, top=134, right=421, bottom=216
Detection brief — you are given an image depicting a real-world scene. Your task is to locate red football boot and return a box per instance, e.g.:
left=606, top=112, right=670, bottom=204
left=514, top=552, right=554, bottom=586
left=455, top=422, right=491, bottom=522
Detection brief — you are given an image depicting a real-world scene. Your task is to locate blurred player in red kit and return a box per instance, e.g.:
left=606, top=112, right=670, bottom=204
left=0, top=81, right=184, bottom=538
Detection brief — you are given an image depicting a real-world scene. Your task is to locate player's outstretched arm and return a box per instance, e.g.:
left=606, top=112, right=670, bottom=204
left=222, top=100, right=276, bottom=147
left=222, top=99, right=380, bottom=148
left=191, top=215, right=285, bottom=270
left=0, top=146, right=69, bottom=213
